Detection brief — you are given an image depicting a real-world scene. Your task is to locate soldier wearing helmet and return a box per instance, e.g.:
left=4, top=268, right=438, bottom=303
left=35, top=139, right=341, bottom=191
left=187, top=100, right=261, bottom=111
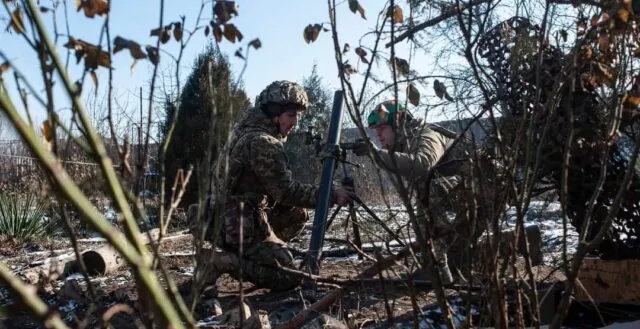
left=187, top=80, right=356, bottom=302
left=354, top=100, right=466, bottom=285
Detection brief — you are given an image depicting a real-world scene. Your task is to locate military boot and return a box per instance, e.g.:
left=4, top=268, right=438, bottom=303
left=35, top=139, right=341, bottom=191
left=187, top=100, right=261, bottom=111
left=406, top=240, right=454, bottom=285
left=189, top=249, right=241, bottom=305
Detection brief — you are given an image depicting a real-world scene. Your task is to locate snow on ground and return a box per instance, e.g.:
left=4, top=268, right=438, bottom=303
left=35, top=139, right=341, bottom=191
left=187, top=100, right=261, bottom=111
left=302, top=200, right=579, bottom=264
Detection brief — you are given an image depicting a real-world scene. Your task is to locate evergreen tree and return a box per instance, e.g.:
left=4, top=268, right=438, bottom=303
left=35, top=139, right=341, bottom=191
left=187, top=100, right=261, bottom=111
left=284, top=63, right=333, bottom=184
left=161, top=44, right=250, bottom=207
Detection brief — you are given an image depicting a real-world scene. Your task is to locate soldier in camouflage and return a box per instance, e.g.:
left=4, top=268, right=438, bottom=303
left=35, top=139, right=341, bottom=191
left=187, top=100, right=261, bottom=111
left=354, top=100, right=471, bottom=285
left=189, top=80, right=356, bottom=299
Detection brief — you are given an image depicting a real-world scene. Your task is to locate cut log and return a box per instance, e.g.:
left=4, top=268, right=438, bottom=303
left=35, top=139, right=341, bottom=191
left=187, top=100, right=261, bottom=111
left=575, top=258, right=640, bottom=305
left=18, top=229, right=190, bottom=285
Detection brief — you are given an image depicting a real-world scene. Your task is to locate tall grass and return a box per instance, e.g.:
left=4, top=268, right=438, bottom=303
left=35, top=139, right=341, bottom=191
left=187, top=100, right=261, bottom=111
left=0, top=193, right=55, bottom=243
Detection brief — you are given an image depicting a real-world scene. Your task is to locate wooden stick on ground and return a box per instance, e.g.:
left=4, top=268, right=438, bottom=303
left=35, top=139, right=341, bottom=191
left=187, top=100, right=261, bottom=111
left=273, top=242, right=419, bottom=329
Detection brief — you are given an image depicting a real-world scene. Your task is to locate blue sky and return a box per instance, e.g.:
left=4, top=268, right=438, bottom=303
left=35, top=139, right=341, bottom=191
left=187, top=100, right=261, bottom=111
left=0, top=0, right=542, bottom=140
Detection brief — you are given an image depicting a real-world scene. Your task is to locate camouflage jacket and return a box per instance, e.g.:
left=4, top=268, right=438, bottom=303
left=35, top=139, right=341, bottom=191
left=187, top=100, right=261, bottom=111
left=371, top=119, right=471, bottom=202
left=372, top=119, right=466, bottom=179
left=213, top=107, right=321, bottom=249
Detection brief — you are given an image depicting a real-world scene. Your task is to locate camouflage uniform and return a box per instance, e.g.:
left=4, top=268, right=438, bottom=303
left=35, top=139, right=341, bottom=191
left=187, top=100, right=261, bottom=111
left=373, top=119, right=467, bottom=280
left=364, top=101, right=494, bottom=283
left=191, top=81, right=332, bottom=293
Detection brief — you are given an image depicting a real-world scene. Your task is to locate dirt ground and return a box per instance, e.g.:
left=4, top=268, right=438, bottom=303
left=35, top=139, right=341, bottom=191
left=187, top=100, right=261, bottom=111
left=0, top=213, right=637, bottom=329
left=0, top=231, right=446, bottom=328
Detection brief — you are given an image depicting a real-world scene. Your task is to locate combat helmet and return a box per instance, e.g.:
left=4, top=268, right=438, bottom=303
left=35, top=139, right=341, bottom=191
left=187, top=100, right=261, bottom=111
left=255, top=80, right=309, bottom=117
left=367, top=100, right=411, bottom=128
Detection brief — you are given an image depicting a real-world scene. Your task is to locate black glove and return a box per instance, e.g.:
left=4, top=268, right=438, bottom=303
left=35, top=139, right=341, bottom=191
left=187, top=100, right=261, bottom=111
left=353, top=138, right=369, bottom=156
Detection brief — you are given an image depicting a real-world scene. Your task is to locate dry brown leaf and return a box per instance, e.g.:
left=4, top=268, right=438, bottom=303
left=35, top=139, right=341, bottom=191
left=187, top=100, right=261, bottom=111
left=357, top=4, right=366, bottom=19
left=113, top=36, right=147, bottom=59
left=598, top=33, right=610, bottom=52
left=348, top=0, right=366, bottom=19
left=76, top=0, right=109, bottom=18
left=623, top=92, right=640, bottom=108
left=213, top=1, right=238, bottom=24
left=145, top=46, right=159, bottom=65
left=41, top=120, right=54, bottom=142
left=582, top=45, right=594, bottom=60
left=64, top=37, right=111, bottom=70
left=392, top=5, right=403, bottom=24
left=407, top=83, right=420, bottom=106
left=128, top=43, right=146, bottom=59
left=85, top=47, right=110, bottom=70
left=393, top=57, right=410, bottom=76
left=213, top=25, right=223, bottom=43
left=112, top=36, right=127, bottom=53
left=204, top=25, right=210, bottom=37
left=433, top=79, right=453, bottom=101
left=173, top=22, right=183, bottom=42
left=343, top=63, right=356, bottom=76
left=161, top=29, right=171, bottom=43
left=595, top=62, right=614, bottom=85
left=303, top=24, right=320, bottom=44
left=355, top=47, right=369, bottom=64
left=150, top=26, right=172, bottom=43
left=248, top=38, right=261, bottom=49
left=8, top=7, right=25, bottom=34
left=348, top=0, right=359, bottom=14
left=223, top=24, right=243, bottom=43
left=617, top=8, right=630, bottom=23
left=90, top=70, right=98, bottom=93
left=0, top=62, right=10, bottom=75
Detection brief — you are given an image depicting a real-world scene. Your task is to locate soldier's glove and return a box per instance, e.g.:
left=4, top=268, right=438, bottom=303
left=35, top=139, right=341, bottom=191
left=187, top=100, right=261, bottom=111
left=353, top=138, right=371, bottom=156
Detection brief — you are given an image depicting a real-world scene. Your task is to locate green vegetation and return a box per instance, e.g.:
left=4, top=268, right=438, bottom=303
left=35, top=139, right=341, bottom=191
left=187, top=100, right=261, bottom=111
left=0, top=193, right=57, bottom=243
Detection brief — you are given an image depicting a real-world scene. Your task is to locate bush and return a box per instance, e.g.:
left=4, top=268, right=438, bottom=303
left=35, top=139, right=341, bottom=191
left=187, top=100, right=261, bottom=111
left=0, top=193, right=57, bottom=243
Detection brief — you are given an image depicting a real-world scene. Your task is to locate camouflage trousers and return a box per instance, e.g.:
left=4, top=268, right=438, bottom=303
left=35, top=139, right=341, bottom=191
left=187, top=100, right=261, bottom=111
left=418, top=160, right=504, bottom=274
left=195, top=237, right=301, bottom=292
left=187, top=202, right=308, bottom=244
left=415, top=175, right=462, bottom=276
left=188, top=202, right=308, bottom=292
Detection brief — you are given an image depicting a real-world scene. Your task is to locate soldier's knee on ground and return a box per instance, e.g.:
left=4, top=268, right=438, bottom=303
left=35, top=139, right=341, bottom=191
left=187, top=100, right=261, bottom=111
left=241, top=240, right=301, bottom=291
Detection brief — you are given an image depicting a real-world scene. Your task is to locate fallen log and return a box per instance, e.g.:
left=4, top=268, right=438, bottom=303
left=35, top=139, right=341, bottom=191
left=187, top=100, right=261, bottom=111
left=18, top=229, right=190, bottom=284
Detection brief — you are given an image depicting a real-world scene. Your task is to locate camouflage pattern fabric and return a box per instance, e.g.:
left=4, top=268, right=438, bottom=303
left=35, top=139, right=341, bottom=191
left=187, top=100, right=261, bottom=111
left=189, top=101, right=326, bottom=293
left=373, top=122, right=454, bottom=181
left=268, top=204, right=309, bottom=242
left=370, top=118, right=500, bottom=277
left=195, top=239, right=300, bottom=292
left=213, top=106, right=320, bottom=250
left=188, top=201, right=309, bottom=244
left=255, top=80, right=309, bottom=110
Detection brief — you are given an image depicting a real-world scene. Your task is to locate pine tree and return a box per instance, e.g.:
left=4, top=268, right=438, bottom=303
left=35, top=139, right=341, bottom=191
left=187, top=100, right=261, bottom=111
left=161, top=44, right=250, bottom=207
left=284, top=63, right=333, bottom=184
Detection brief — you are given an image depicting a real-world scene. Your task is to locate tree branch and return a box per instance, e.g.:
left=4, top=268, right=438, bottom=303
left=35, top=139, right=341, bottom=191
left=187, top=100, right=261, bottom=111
left=385, top=0, right=492, bottom=48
